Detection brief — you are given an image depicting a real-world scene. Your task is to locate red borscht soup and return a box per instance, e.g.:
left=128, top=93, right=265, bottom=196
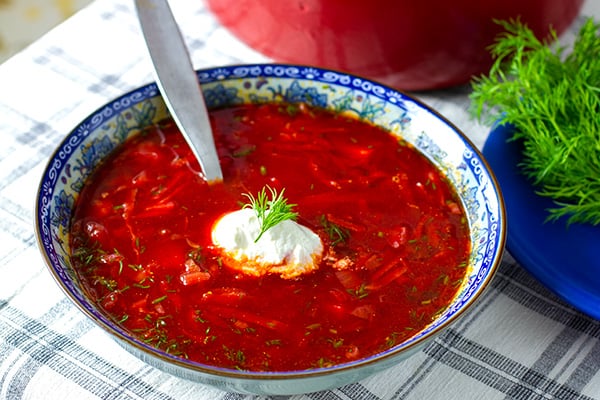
left=70, top=102, right=470, bottom=371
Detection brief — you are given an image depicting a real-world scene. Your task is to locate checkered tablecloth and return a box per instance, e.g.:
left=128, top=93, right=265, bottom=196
left=1, top=1, right=600, bottom=399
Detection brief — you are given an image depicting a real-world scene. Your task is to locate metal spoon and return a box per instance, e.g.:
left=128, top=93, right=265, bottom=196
left=134, top=0, right=223, bottom=183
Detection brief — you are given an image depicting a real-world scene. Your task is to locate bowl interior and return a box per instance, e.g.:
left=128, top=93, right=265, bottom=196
left=36, top=64, right=504, bottom=379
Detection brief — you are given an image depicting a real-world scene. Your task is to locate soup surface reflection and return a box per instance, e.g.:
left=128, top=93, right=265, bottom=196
left=70, top=102, right=470, bottom=371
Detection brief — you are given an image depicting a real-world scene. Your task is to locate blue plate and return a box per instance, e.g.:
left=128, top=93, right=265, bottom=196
left=483, top=123, right=600, bottom=319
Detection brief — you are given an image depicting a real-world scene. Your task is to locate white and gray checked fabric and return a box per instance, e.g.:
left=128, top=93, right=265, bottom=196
left=1, top=1, right=599, bottom=399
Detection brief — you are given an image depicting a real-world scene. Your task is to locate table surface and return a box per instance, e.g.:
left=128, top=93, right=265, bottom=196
left=1, top=1, right=599, bottom=399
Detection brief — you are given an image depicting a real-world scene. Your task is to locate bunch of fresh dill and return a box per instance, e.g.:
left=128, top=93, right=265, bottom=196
left=470, top=17, right=600, bottom=225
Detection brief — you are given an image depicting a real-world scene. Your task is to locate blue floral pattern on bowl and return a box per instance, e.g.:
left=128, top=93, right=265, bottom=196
left=35, top=63, right=505, bottom=395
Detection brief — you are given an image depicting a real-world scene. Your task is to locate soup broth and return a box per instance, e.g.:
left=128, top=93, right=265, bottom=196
left=70, top=102, right=470, bottom=371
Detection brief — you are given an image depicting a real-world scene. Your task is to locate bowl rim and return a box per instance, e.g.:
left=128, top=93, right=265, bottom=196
left=34, top=62, right=506, bottom=381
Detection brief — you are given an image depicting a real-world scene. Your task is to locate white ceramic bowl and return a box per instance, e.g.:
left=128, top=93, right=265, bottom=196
left=35, top=63, right=505, bottom=395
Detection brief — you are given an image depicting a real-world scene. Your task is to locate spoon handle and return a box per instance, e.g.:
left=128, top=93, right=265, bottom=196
left=135, top=0, right=223, bottom=183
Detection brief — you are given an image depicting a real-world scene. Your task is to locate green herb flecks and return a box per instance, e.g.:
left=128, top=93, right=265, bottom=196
left=152, top=295, right=168, bottom=304
left=243, top=185, right=298, bottom=242
left=134, top=314, right=188, bottom=357
left=319, top=214, right=350, bottom=246
left=470, top=17, right=600, bottom=225
left=222, top=345, right=246, bottom=369
left=349, top=283, right=369, bottom=299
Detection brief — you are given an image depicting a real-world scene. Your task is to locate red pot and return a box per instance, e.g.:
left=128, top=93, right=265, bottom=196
left=207, top=0, right=583, bottom=90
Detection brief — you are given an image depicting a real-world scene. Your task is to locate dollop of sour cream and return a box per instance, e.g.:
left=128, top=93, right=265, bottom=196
left=212, top=209, right=323, bottom=279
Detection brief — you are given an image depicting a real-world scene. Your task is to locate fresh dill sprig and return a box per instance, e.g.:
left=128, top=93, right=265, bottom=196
left=470, top=17, right=600, bottom=225
left=243, top=186, right=298, bottom=242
